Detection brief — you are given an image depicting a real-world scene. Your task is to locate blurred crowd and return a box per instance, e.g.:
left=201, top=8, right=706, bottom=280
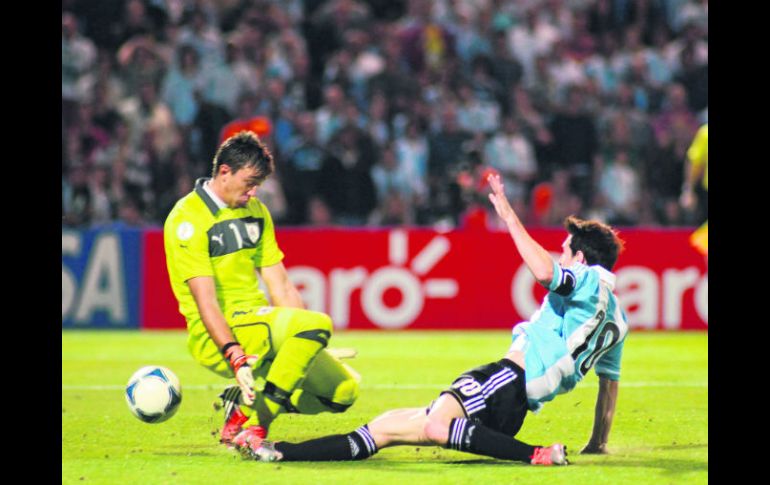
left=62, top=0, right=708, bottom=229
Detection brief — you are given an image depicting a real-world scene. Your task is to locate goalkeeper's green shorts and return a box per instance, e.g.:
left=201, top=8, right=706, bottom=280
left=186, top=305, right=360, bottom=413
left=186, top=305, right=331, bottom=378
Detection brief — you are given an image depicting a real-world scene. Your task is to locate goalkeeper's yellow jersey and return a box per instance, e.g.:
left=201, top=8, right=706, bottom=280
left=163, top=178, right=284, bottom=331
left=687, top=123, right=708, bottom=191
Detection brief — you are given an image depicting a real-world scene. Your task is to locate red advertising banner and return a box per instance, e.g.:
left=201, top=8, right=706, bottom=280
left=142, top=227, right=707, bottom=331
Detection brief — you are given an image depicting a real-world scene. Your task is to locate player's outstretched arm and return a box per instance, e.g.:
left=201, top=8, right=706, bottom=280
left=581, top=377, right=619, bottom=454
left=487, top=173, right=554, bottom=285
left=258, top=262, right=305, bottom=309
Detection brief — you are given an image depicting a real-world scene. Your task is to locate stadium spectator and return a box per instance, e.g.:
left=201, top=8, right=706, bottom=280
left=119, top=80, right=181, bottom=166
left=370, top=144, right=414, bottom=225
left=306, top=195, right=334, bottom=226
left=176, top=7, right=225, bottom=70
left=75, top=49, right=126, bottom=110
left=62, top=163, right=92, bottom=227
left=456, top=81, right=500, bottom=135
left=161, top=44, right=205, bottom=129
left=318, top=123, right=379, bottom=225
left=315, top=83, right=349, bottom=145
left=597, top=149, right=641, bottom=226
left=363, top=91, right=391, bottom=148
left=426, top=104, right=472, bottom=224
left=397, top=0, right=456, bottom=74
left=116, top=33, right=167, bottom=97
left=488, top=31, right=524, bottom=115
left=549, top=85, right=599, bottom=205
left=643, top=122, right=686, bottom=223
left=651, top=83, right=699, bottom=148
left=62, top=11, right=97, bottom=125
left=368, top=33, right=420, bottom=108
left=282, top=111, right=330, bottom=224
left=393, top=118, right=429, bottom=212
left=673, top=44, right=708, bottom=114
left=60, top=0, right=706, bottom=229
left=449, top=8, right=493, bottom=66
left=508, top=4, right=561, bottom=87
left=88, top=165, right=115, bottom=226
left=113, top=0, right=157, bottom=49
left=484, top=116, right=538, bottom=203
left=587, top=0, right=621, bottom=39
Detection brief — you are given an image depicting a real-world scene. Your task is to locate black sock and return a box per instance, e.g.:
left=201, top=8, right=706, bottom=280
left=446, top=418, right=537, bottom=463
left=274, top=425, right=378, bottom=461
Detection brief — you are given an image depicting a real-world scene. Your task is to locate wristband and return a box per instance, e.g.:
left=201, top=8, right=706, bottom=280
left=221, top=341, right=240, bottom=357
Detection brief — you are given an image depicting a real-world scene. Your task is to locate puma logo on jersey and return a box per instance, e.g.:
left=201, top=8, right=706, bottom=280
left=212, top=234, right=224, bottom=245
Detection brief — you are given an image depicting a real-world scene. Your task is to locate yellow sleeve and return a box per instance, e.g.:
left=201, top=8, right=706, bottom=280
left=164, top=212, right=214, bottom=282
left=252, top=200, right=285, bottom=268
left=687, top=124, right=708, bottom=168
left=687, top=124, right=708, bottom=190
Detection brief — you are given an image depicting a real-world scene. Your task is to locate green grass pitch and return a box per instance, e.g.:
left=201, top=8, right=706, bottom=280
left=62, top=330, right=707, bottom=484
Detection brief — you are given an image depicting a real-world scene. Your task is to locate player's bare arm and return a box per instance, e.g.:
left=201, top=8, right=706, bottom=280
left=258, top=262, right=305, bottom=309
left=187, top=275, right=258, bottom=404
left=487, top=173, right=554, bottom=285
left=187, top=276, right=238, bottom=349
left=581, top=377, right=619, bottom=454
left=680, top=158, right=702, bottom=210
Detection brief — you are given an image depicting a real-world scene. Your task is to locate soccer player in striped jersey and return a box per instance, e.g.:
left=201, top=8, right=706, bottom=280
left=234, top=173, right=627, bottom=465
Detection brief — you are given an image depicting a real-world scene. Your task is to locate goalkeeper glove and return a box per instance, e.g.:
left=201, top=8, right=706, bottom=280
left=223, top=343, right=259, bottom=406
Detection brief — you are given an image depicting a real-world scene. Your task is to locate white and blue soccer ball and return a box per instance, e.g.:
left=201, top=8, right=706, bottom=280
left=125, top=366, right=182, bottom=424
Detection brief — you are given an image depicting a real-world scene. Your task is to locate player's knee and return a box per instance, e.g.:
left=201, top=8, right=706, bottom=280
left=305, top=311, right=333, bottom=335
left=423, top=418, right=450, bottom=445
left=319, top=377, right=359, bottom=413
left=317, top=312, right=334, bottom=334
left=333, top=377, right=360, bottom=409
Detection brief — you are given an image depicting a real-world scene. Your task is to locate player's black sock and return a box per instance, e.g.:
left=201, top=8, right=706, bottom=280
left=274, top=425, right=378, bottom=461
left=446, top=418, right=537, bottom=463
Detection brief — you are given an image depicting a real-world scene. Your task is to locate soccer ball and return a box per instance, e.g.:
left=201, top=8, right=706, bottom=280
left=125, top=366, right=182, bottom=423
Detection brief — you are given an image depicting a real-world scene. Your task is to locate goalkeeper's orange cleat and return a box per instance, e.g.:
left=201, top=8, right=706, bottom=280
left=219, top=385, right=253, bottom=446
left=232, top=426, right=278, bottom=461
left=530, top=444, right=569, bottom=465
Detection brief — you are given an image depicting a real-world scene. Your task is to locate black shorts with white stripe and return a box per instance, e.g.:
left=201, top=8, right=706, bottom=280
left=439, top=359, right=528, bottom=437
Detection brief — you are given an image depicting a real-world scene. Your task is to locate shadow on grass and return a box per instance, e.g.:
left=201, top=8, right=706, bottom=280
left=270, top=459, right=470, bottom=474
left=278, top=454, right=707, bottom=475
left=577, top=457, right=708, bottom=474
left=651, top=443, right=708, bottom=452
left=152, top=451, right=219, bottom=457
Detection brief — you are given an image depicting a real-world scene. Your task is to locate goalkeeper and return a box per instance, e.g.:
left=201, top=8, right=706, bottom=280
left=163, top=131, right=360, bottom=446
left=235, top=174, right=628, bottom=465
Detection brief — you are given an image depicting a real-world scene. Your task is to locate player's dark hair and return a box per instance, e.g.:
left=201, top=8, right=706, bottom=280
left=212, top=131, right=274, bottom=180
left=564, top=215, right=625, bottom=271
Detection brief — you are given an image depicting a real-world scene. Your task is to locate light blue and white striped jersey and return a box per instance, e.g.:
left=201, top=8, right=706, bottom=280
left=509, top=260, right=628, bottom=412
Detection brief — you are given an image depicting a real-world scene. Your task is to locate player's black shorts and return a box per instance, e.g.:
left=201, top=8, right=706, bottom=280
left=439, top=359, right=528, bottom=437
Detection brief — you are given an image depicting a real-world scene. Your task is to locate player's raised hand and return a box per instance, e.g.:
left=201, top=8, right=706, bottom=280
left=224, top=344, right=259, bottom=406
left=487, top=173, right=516, bottom=223
left=679, top=189, right=696, bottom=211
